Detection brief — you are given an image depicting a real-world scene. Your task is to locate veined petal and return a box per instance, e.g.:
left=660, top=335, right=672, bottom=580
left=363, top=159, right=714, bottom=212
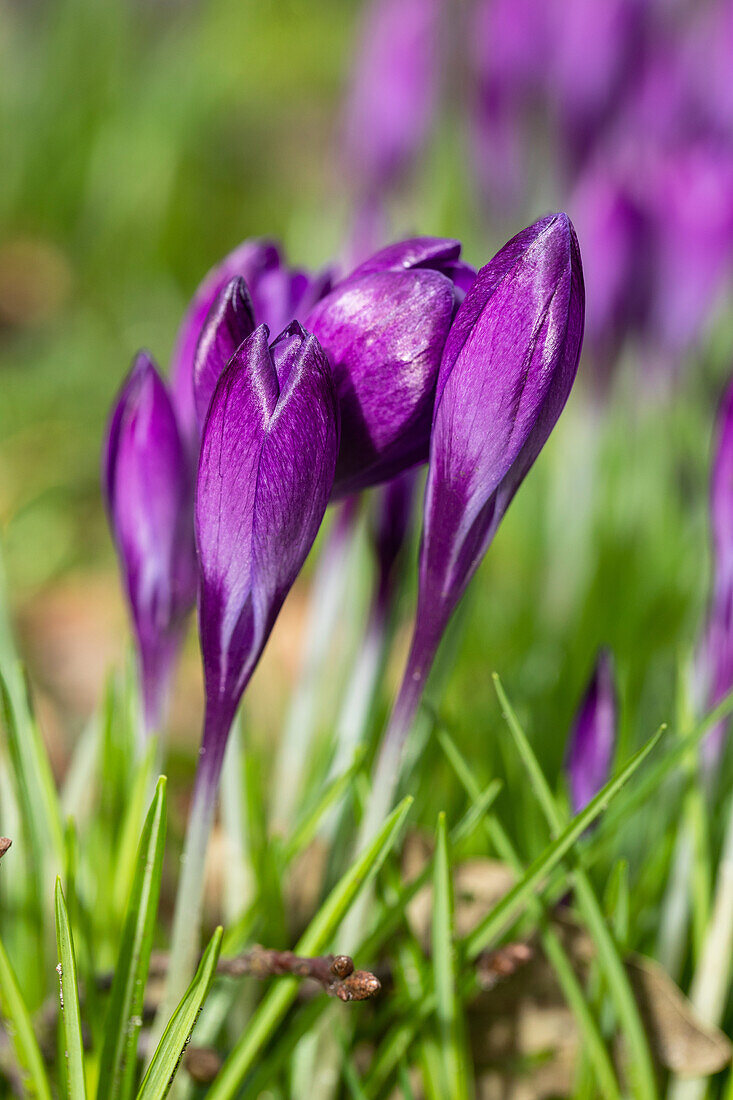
left=193, top=277, right=256, bottom=430
left=196, top=323, right=339, bottom=739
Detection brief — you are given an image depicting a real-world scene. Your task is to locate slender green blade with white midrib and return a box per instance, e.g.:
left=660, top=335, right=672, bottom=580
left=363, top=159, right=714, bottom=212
left=97, top=777, right=167, bottom=1100
left=0, top=933, right=53, bottom=1100
left=136, top=926, right=223, bottom=1100
left=55, top=878, right=88, bottom=1100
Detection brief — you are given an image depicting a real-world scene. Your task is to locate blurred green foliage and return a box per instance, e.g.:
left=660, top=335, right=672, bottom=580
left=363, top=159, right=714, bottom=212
left=0, top=0, right=356, bottom=587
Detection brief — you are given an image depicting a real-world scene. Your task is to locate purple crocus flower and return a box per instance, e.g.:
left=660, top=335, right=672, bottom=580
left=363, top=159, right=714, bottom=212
left=165, top=320, right=340, bottom=1001
left=195, top=321, right=339, bottom=795
left=192, top=276, right=256, bottom=432
left=343, top=0, right=442, bottom=196
left=103, top=353, right=197, bottom=735
left=413, top=213, right=584, bottom=675
left=700, top=376, right=733, bottom=767
left=362, top=214, right=584, bottom=836
left=565, top=649, right=617, bottom=814
left=170, top=239, right=332, bottom=444
left=307, top=237, right=474, bottom=496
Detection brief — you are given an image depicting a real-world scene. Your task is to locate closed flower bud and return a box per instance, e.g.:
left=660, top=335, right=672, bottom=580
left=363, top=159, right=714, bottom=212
left=192, top=276, right=255, bottom=431
left=565, top=649, right=617, bottom=814
left=171, top=239, right=332, bottom=444
left=196, top=321, right=340, bottom=781
left=359, top=214, right=584, bottom=844
left=103, top=353, right=197, bottom=734
left=307, top=237, right=474, bottom=496
left=415, top=213, right=584, bottom=660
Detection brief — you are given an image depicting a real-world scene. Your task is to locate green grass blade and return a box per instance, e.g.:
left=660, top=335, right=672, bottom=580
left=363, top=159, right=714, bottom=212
left=136, top=926, right=222, bottom=1100
left=595, top=687, right=733, bottom=846
left=432, top=813, right=468, bottom=1100
left=55, top=878, right=88, bottom=1100
left=492, top=673, right=658, bottom=1100
left=112, top=739, right=159, bottom=917
left=97, top=777, right=167, bottom=1100
left=363, top=726, right=662, bottom=1099
left=0, top=934, right=53, bottom=1100
left=1, top=668, right=64, bottom=877
left=464, top=721, right=664, bottom=960
left=282, top=746, right=366, bottom=864
left=439, top=729, right=621, bottom=1100
left=207, top=796, right=413, bottom=1100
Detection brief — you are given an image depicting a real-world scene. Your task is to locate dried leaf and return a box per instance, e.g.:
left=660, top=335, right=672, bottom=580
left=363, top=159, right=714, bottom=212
left=626, top=954, right=732, bottom=1077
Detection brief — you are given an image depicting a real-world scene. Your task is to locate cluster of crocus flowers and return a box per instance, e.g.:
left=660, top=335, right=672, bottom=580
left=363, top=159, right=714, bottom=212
left=104, top=211, right=584, bottom=996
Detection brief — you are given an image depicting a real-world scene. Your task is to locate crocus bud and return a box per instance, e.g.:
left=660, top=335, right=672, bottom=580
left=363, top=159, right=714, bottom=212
left=163, top=321, right=340, bottom=1009
left=192, top=277, right=256, bottom=431
left=565, top=649, right=617, bottom=814
left=196, top=321, right=340, bottom=785
left=103, top=353, right=197, bottom=734
left=171, top=240, right=333, bottom=444
left=307, top=237, right=474, bottom=496
left=414, top=213, right=584, bottom=664
left=358, top=215, right=584, bottom=847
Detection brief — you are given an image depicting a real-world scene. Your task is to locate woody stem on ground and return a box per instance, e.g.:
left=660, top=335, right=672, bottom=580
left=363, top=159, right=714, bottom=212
left=98, top=949, right=381, bottom=1004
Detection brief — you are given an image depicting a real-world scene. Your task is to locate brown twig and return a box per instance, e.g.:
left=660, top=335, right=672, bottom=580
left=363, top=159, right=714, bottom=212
left=217, top=948, right=380, bottom=1002
left=122, top=948, right=380, bottom=1003
left=0, top=839, right=12, bottom=860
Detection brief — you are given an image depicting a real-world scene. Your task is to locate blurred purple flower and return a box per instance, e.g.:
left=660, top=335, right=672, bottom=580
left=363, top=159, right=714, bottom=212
left=195, top=321, right=339, bottom=794
left=700, top=376, right=733, bottom=765
left=570, top=162, right=651, bottom=368
left=307, top=237, right=474, bottom=496
left=645, top=146, right=733, bottom=356
left=470, top=0, right=550, bottom=209
left=343, top=0, right=442, bottom=195
left=103, top=352, right=197, bottom=734
left=565, top=649, right=617, bottom=814
left=550, top=0, right=645, bottom=168
left=170, top=240, right=332, bottom=443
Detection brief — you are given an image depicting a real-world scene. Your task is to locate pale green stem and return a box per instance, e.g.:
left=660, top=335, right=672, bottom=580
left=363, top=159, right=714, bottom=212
left=321, top=609, right=388, bottom=842
left=220, top=716, right=251, bottom=926
left=270, top=512, right=358, bottom=831
left=149, top=739, right=222, bottom=1053
left=667, top=801, right=733, bottom=1100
